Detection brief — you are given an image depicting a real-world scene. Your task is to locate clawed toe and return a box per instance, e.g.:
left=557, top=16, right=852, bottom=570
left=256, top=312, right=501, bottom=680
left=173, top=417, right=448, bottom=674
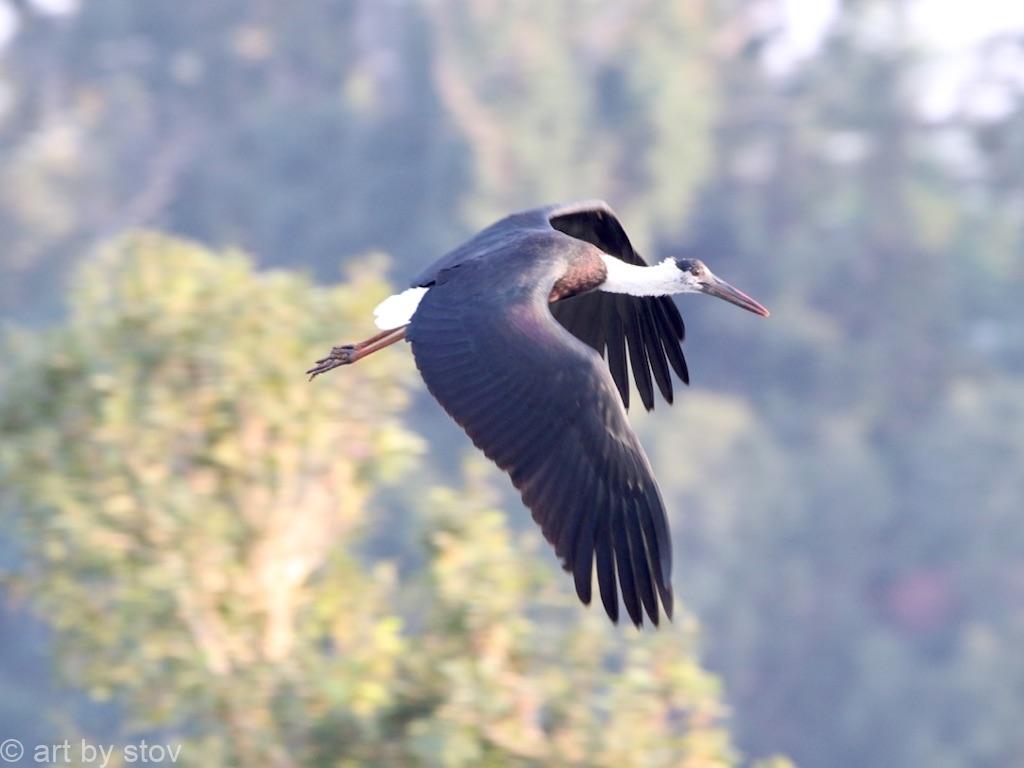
left=306, top=327, right=406, bottom=381
left=307, top=344, right=357, bottom=380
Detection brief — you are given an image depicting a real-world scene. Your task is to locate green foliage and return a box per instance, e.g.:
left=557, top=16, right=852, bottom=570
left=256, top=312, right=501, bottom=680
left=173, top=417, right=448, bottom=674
left=395, top=465, right=738, bottom=768
left=0, top=235, right=417, bottom=759
left=0, top=0, right=718, bottom=322
left=667, top=4, right=1024, bottom=764
left=427, top=0, right=716, bottom=243
left=0, top=236, right=745, bottom=767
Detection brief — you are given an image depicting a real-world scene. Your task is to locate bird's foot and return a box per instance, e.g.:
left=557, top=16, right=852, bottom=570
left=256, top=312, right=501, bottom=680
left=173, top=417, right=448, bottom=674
left=307, top=345, right=358, bottom=380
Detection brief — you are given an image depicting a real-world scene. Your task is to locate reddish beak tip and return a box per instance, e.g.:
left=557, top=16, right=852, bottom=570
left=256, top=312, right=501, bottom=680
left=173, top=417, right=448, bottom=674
left=704, top=277, right=771, bottom=318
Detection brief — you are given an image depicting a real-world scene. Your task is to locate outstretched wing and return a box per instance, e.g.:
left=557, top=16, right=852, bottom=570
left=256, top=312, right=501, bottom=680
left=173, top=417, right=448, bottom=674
left=407, top=260, right=673, bottom=626
left=548, top=201, right=689, bottom=411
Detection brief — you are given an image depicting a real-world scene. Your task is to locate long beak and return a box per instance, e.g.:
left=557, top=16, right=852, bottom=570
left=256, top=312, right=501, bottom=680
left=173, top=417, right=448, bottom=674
left=700, top=274, right=770, bottom=317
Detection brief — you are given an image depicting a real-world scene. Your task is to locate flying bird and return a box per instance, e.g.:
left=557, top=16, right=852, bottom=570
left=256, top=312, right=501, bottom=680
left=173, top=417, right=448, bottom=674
left=308, top=200, right=768, bottom=627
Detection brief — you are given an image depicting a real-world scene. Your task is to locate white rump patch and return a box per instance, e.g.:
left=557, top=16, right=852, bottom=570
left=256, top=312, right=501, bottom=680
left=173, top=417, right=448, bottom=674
left=373, top=286, right=428, bottom=330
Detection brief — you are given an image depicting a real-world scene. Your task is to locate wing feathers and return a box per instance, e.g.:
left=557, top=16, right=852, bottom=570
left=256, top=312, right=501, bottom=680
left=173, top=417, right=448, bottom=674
left=622, top=305, right=655, bottom=410
left=640, top=307, right=673, bottom=404
left=408, top=271, right=673, bottom=626
left=595, top=513, right=619, bottom=623
left=551, top=281, right=687, bottom=413
left=548, top=202, right=688, bottom=412
left=573, top=479, right=601, bottom=604
left=604, top=309, right=631, bottom=409
left=626, top=492, right=660, bottom=625
left=612, top=505, right=642, bottom=626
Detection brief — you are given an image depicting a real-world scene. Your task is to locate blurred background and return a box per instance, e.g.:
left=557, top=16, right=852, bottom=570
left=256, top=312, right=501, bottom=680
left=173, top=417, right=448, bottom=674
left=1, top=1, right=1023, bottom=766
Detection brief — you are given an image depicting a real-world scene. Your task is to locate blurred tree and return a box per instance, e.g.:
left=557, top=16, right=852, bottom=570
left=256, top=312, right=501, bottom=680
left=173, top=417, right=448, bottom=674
left=429, top=0, right=717, bottom=244
left=0, top=0, right=719, bottom=324
left=0, top=234, right=419, bottom=763
left=0, top=0, right=467, bottom=321
left=662, top=1, right=1024, bottom=765
left=0, top=235, right=777, bottom=767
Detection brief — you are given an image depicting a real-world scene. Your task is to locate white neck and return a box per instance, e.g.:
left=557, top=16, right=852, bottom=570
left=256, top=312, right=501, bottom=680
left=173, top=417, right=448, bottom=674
left=599, top=255, right=693, bottom=297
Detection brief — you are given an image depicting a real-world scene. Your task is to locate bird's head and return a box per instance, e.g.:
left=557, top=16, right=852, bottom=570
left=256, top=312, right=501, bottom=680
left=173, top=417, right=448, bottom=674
left=673, top=258, right=770, bottom=317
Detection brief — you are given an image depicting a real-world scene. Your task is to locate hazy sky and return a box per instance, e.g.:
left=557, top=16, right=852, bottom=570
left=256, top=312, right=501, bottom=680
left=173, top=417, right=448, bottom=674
left=778, top=0, right=1024, bottom=52
left=1, top=0, right=1022, bottom=118
left=777, top=0, right=1024, bottom=118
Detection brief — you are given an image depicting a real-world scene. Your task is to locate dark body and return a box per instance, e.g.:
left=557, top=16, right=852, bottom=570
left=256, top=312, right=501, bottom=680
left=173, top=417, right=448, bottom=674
left=406, top=201, right=690, bottom=626
left=412, top=201, right=689, bottom=410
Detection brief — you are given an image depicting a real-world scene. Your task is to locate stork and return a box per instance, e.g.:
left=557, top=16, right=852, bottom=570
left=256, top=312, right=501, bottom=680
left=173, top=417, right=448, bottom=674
left=308, top=200, right=769, bottom=626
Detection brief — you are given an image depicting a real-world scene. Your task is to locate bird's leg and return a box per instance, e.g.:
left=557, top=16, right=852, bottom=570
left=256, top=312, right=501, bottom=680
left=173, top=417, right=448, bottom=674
left=306, top=326, right=407, bottom=380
